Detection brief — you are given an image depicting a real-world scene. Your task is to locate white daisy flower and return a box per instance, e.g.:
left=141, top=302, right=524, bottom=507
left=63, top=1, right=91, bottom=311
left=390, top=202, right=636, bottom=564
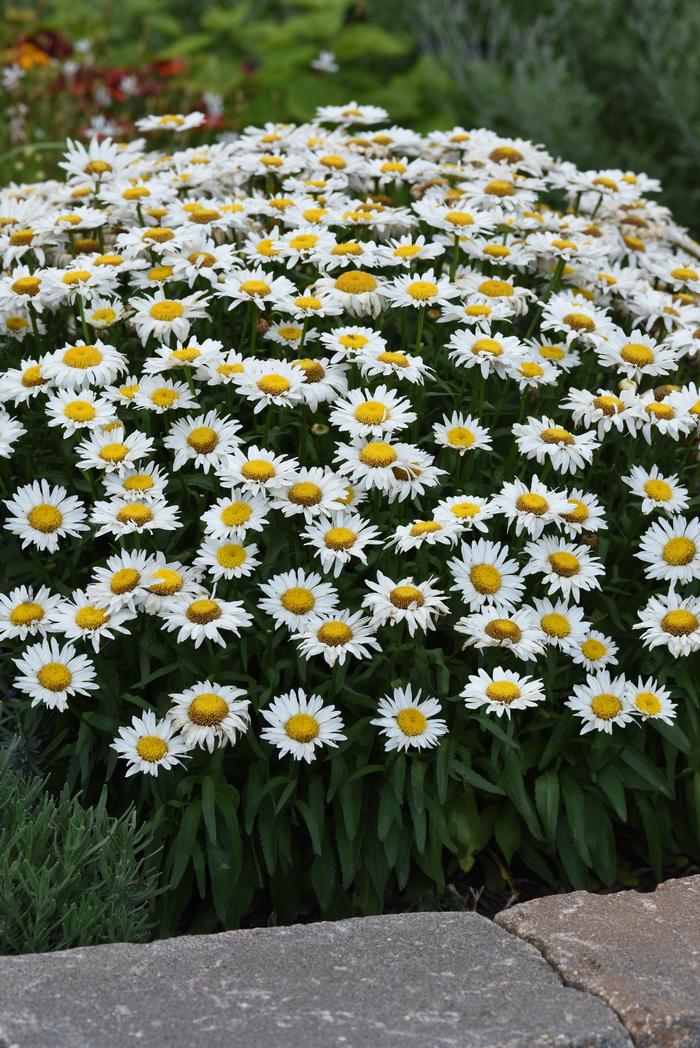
left=314, top=268, right=386, bottom=317
left=237, top=359, right=307, bottom=414
left=90, top=496, right=181, bottom=538
left=136, top=111, right=206, bottom=133
left=260, top=688, right=346, bottom=763
left=13, top=638, right=98, bottom=711
left=433, top=495, right=496, bottom=533
left=292, top=356, right=348, bottom=411
left=566, top=671, right=634, bottom=734
left=43, top=339, right=128, bottom=390
left=319, top=325, right=386, bottom=362
left=163, top=410, right=241, bottom=472
left=462, top=667, right=546, bottom=718
left=258, top=568, right=339, bottom=631
left=130, top=289, right=210, bottom=344
left=558, top=488, right=607, bottom=537
left=448, top=329, right=524, bottom=379
left=522, top=535, right=605, bottom=599
left=362, top=572, right=449, bottom=635
left=382, top=268, right=459, bottom=309
left=564, top=629, right=619, bottom=671
left=4, top=480, right=88, bottom=552
left=218, top=444, right=299, bottom=493
left=102, top=463, right=169, bottom=503
left=45, top=389, right=117, bottom=435
left=194, top=537, right=260, bottom=581
left=217, top=266, right=296, bottom=309
left=293, top=609, right=380, bottom=666
left=622, top=465, right=689, bottom=516
left=168, top=681, right=250, bottom=752
left=75, top=428, right=155, bottom=474
left=87, top=549, right=161, bottom=612
left=529, top=597, right=589, bottom=649
left=371, top=684, right=448, bottom=752
left=625, top=677, right=677, bottom=724
left=111, top=711, right=191, bottom=778
left=596, top=327, right=679, bottom=381
left=433, top=412, right=492, bottom=455
left=160, top=593, right=252, bottom=648
left=513, top=416, right=599, bottom=475
left=455, top=607, right=545, bottom=661
left=390, top=516, right=462, bottom=553
left=140, top=561, right=206, bottom=616
left=0, top=585, right=62, bottom=641
left=329, top=385, right=416, bottom=438
left=448, top=538, right=525, bottom=612
left=357, top=346, right=433, bottom=384
left=47, top=590, right=135, bottom=652
left=634, top=592, right=700, bottom=657
left=202, top=489, right=270, bottom=540
left=301, top=511, right=382, bottom=577
left=133, top=377, right=199, bottom=414
left=270, top=467, right=347, bottom=521
left=0, top=410, right=26, bottom=457
left=636, top=516, right=700, bottom=587
left=492, top=476, right=571, bottom=538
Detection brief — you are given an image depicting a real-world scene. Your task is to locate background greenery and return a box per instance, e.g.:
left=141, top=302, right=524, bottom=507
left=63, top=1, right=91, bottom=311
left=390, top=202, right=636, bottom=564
left=2, top=0, right=700, bottom=228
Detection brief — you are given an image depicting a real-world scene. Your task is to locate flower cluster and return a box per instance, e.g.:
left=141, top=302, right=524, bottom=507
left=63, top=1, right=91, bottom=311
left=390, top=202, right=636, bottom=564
left=1, top=102, right=698, bottom=780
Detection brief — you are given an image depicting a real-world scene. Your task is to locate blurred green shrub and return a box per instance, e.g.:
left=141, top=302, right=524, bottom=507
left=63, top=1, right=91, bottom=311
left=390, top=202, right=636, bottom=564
left=0, top=743, right=159, bottom=954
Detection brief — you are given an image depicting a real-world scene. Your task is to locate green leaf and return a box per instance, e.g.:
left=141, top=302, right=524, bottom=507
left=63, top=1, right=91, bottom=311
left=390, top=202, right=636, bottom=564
left=201, top=776, right=217, bottom=846
left=295, top=800, right=323, bottom=856
left=534, top=770, right=560, bottom=844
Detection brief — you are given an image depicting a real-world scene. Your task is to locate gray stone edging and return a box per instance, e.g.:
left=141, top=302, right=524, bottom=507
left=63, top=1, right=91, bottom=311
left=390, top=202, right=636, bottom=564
left=0, top=910, right=629, bottom=1048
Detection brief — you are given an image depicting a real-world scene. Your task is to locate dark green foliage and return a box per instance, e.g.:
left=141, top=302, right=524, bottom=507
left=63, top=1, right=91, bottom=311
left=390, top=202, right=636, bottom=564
left=0, top=743, right=159, bottom=954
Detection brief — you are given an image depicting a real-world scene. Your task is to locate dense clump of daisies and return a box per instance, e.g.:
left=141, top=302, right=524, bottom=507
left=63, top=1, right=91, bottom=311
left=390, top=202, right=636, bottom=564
left=1, top=102, right=699, bottom=919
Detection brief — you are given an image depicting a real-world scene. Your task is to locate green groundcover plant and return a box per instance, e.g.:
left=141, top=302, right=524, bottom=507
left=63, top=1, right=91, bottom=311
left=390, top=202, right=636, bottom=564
left=0, top=743, right=158, bottom=953
left=0, top=101, right=699, bottom=935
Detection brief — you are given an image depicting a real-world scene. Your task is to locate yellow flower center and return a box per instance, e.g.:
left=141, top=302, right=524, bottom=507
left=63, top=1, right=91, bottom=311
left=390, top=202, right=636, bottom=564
left=331, top=242, right=363, bottom=256
left=635, top=691, right=662, bottom=716
left=148, top=567, right=183, bottom=596
left=516, top=492, right=548, bottom=515
left=396, top=708, right=428, bottom=736
left=539, top=344, right=565, bottom=361
left=116, top=504, right=154, bottom=526
left=149, top=301, right=185, bottom=322
left=446, top=210, right=474, bottom=227
left=406, top=280, right=439, bottom=301
left=620, top=342, right=654, bottom=367
left=562, top=311, right=595, bottom=332
left=7, top=316, right=29, bottom=332
left=661, top=609, right=698, bottom=636
left=564, top=499, right=589, bottom=524
left=317, top=621, right=353, bottom=646
left=147, top=265, right=174, bottom=282
left=645, top=402, right=674, bottom=420
left=593, top=176, right=617, bottom=191
left=279, top=326, right=304, bottom=343
left=581, top=638, right=606, bottom=661
left=472, top=337, right=502, bottom=357
left=9, top=228, right=34, bottom=246
left=354, top=401, right=389, bottom=425
left=219, top=502, right=251, bottom=528
left=590, top=693, right=622, bottom=720
left=151, top=387, right=179, bottom=408
left=122, top=186, right=150, bottom=200
left=143, top=227, right=174, bottom=243
left=449, top=500, right=480, bottom=519
left=380, top=161, right=406, bottom=174
left=136, top=736, right=168, bottom=762
left=368, top=357, right=406, bottom=378
left=85, top=159, right=111, bottom=175
left=541, top=612, right=570, bottom=638
left=485, top=618, right=522, bottom=642
left=110, top=567, right=141, bottom=594
left=123, top=474, right=154, bottom=492
left=119, top=384, right=139, bottom=399
left=324, top=527, right=357, bottom=551
left=295, top=359, right=325, bottom=383
left=188, top=692, right=229, bottom=726
left=670, top=266, right=698, bottom=282
left=281, top=587, right=316, bottom=614
left=61, top=270, right=91, bottom=286
left=186, top=598, right=222, bottom=624
left=64, top=400, right=96, bottom=422
left=334, top=271, right=377, bottom=294
left=320, top=154, right=346, bottom=169
left=74, top=606, right=109, bottom=630
left=37, top=662, right=72, bottom=691
left=592, top=394, right=623, bottom=415
left=11, top=275, right=41, bottom=296
left=257, top=374, right=291, bottom=397
left=663, top=537, right=696, bottom=566
left=241, top=459, right=275, bottom=482
left=63, top=345, right=102, bottom=369
left=477, top=279, right=513, bottom=297
left=172, top=348, right=200, bottom=363
left=410, top=520, right=441, bottom=536
left=27, top=504, right=63, bottom=532
left=100, top=442, right=129, bottom=463
left=446, top=425, right=475, bottom=448
left=285, top=713, right=319, bottom=743
left=216, top=543, right=247, bottom=569
left=189, top=208, right=221, bottom=224
left=394, top=244, right=421, bottom=258
left=470, top=563, right=501, bottom=594
left=359, top=441, right=397, bottom=468
left=643, top=478, right=672, bottom=501
left=548, top=551, right=580, bottom=576
left=490, top=145, right=524, bottom=164
left=239, top=279, right=271, bottom=297
left=10, top=601, right=44, bottom=626
left=541, top=426, right=574, bottom=445
left=486, top=680, right=521, bottom=703
left=289, top=234, right=318, bottom=251
left=483, top=244, right=511, bottom=259
left=485, top=179, right=515, bottom=197
left=389, top=585, right=425, bottom=609
left=288, top=481, right=323, bottom=506
left=187, top=426, right=219, bottom=454
left=94, top=254, right=124, bottom=266
left=294, top=296, right=322, bottom=310
left=91, top=307, right=116, bottom=324
left=21, top=365, right=45, bottom=387
left=339, top=333, right=368, bottom=349
left=519, top=361, right=544, bottom=379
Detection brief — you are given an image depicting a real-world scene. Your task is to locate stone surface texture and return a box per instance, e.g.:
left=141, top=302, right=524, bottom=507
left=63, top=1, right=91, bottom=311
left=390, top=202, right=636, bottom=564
left=496, top=876, right=700, bottom=1048
left=0, top=911, right=630, bottom=1048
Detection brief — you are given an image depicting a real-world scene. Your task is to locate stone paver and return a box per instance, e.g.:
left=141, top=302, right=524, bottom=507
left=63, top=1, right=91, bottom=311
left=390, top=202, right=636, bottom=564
left=0, top=912, right=629, bottom=1048
left=496, top=876, right=700, bottom=1048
